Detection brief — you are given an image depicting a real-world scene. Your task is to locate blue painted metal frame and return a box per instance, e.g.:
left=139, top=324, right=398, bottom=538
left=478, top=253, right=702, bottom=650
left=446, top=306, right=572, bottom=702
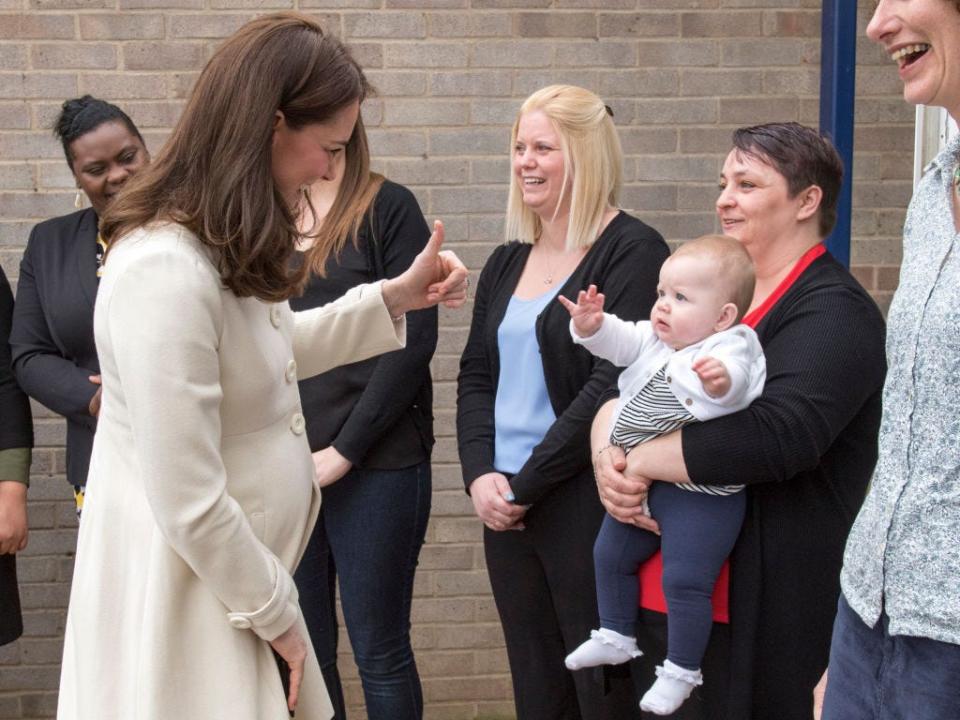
left=819, top=0, right=858, bottom=268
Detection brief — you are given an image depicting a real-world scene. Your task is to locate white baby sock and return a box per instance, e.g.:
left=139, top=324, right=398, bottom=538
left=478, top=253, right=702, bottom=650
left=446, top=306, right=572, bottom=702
left=564, top=628, right=642, bottom=670
left=639, top=659, right=703, bottom=716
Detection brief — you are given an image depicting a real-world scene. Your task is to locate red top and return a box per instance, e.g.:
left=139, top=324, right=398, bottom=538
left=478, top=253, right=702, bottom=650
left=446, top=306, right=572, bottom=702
left=637, top=243, right=827, bottom=623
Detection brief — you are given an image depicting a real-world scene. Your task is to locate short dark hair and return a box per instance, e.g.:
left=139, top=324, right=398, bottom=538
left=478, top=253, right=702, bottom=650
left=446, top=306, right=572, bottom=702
left=53, top=95, right=144, bottom=171
left=731, top=122, right=844, bottom=238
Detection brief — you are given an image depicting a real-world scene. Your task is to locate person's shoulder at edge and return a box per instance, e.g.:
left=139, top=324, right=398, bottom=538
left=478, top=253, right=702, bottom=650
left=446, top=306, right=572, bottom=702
left=788, top=251, right=885, bottom=322
left=598, top=210, right=668, bottom=253
left=369, top=179, right=427, bottom=235
left=375, top=178, right=417, bottom=208
left=104, top=221, right=221, bottom=284
left=25, top=208, right=96, bottom=246
left=484, top=238, right=528, bottom=268
left=597, top=210, right=669, bottom=263
left=612, top=209, right=664, bottom=238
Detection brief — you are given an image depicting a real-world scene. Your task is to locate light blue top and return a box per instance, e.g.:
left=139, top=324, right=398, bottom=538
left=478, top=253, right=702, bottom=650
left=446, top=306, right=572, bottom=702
left=493, top=285, right=563, bottom=474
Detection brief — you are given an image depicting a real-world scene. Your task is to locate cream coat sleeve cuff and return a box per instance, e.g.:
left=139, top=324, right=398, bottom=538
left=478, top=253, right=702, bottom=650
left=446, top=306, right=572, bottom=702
left=292, top=281, right=406, bottom=381
left=225, top=555, right=299, bottom=641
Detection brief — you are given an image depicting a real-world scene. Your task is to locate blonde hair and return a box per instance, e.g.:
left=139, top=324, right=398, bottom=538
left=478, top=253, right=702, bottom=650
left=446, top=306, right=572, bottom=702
left=504, top=85, right=622, bottom=251
left=673, top=234, right=755, bottom=321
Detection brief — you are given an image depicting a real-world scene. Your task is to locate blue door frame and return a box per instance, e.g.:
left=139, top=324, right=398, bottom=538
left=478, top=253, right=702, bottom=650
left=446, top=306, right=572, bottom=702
left=819, top=0, right=858, bottom=267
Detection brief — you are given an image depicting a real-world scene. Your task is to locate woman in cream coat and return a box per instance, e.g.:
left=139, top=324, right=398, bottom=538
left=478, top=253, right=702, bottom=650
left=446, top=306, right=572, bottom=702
left=56, top=14, right=466, bottom=720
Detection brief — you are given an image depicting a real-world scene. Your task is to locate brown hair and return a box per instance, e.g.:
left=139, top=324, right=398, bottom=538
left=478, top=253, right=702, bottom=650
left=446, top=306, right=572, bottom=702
left=731, top=122, right=843, bottom=239
left=303, top=163, right=384, bottom=276
left=673, top=234, right=755, bottom=322
left=101, top=12, right=371, bottom=302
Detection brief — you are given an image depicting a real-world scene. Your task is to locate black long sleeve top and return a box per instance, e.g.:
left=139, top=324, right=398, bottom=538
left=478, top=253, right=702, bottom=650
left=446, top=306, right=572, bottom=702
left=0, top=268, right=33, bottom=463
left=680, top=252, right=886, bottom=719
left=290, top=180, right=437, bottom=469
left=457, top=211, right=669, bottom=506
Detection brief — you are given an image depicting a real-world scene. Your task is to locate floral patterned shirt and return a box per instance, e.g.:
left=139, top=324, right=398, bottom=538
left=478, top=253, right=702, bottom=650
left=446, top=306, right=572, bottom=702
left=840, top=135, right=960, bottom=645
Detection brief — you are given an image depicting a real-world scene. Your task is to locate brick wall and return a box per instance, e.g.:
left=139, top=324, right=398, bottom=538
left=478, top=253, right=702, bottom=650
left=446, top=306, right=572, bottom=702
left=0, top=2, right=911, bottom=718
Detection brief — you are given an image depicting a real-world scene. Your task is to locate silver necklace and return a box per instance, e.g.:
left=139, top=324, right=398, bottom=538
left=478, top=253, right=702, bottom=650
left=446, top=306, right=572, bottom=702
left=538, top=243, right=567, bottom=285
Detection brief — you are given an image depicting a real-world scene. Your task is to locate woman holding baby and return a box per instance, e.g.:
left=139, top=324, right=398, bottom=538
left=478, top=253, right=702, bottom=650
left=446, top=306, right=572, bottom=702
left=593, top=122, right=887, bottom=719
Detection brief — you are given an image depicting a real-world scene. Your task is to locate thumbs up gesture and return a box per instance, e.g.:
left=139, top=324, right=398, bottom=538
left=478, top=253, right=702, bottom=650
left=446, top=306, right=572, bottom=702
left=382, top=220, right=469, bottom=316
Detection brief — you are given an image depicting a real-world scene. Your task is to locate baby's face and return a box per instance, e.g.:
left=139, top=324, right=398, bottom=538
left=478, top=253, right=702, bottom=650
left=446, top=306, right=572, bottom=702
left=651, top=253, right=732, bottom=350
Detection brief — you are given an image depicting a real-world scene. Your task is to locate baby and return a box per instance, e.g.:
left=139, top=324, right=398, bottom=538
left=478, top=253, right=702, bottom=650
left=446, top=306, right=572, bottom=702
left=559, top=234, right=766, bottom=716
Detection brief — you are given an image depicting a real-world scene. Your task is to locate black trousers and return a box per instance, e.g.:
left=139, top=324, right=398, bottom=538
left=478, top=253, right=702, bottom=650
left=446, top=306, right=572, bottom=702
left=484, top=473, right=640, bottom=720
left=0, top=554, right=23, bottom=646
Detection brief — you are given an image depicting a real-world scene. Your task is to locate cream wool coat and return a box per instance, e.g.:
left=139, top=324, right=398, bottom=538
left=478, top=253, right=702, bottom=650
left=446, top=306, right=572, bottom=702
left=56, top=224, right=405, bottom=720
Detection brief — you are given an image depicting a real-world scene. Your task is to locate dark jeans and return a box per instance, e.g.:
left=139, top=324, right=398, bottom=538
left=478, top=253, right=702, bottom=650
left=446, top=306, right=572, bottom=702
left=822, top=593, right=960, bottom=720
left=594, top=482, right=745, bottom=670
left=294, top=462, right=431, bottom=720
left=484, top=473, right=640, bottom=720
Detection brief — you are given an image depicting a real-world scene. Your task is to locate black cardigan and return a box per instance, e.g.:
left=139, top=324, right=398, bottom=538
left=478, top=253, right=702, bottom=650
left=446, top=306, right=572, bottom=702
left=457, top=211, right=669, bottom=505
left=9, top=208, right=100, bottom=489
left=290, top=180, right=437, bottom=469
left=680, top=252, right=886, bottom=719
left=1, top=267, right=33, bottom=647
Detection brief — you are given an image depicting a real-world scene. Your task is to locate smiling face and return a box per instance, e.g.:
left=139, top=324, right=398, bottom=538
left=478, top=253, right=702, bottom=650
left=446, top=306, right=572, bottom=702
left=716, top=149, right=810, bottom=252
left=69, top=120, right=148, bottom=216
left=651, top=253, right=736, bottom=351
left=271, top=100, right=360, bottom=206
left=867, top=0, right=960, bottom=115
left=512, top=110, right=571, bottom=221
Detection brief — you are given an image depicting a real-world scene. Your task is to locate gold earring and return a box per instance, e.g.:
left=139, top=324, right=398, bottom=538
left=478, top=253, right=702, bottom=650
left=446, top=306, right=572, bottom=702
left=74, top=189, right=83, bottom=209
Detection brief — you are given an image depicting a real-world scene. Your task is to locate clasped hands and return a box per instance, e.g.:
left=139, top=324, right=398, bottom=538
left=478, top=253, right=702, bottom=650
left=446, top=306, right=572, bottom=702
left=470, top=472, right=527, bottom=532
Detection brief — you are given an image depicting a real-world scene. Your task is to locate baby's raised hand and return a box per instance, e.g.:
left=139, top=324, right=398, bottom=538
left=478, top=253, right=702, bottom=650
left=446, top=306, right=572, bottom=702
left=692, top=356, right=731, bottom=398
left=558, top=284, right=605, bottom=338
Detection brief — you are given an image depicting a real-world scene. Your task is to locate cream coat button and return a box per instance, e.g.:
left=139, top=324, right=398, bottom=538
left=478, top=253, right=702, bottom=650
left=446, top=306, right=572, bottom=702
left=270, top=305, right=282, bottom=328
left=685, top=398, right=693, bottom=406
left=291, top=412, right=306, bottom=435
left=229, top=616, right=252, bottom=630
left=285, top=359, right=297, bottom=383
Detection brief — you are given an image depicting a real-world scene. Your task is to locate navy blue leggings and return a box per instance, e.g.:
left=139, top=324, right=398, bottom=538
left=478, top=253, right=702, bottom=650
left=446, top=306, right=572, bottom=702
left=593, top=481, right=745, bottom=670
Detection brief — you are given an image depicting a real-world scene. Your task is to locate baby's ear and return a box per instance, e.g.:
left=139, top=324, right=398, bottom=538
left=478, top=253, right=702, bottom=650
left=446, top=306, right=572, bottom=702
left=714, top=302, right=739, bottom=333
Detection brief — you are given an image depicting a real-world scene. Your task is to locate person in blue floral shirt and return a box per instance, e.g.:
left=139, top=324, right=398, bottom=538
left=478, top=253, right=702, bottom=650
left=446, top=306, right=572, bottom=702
left=816, top=2, right=960, bottom=718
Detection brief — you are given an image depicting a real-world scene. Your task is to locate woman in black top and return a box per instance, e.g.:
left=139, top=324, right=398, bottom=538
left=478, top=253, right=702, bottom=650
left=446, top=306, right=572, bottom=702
left=0, top=267, right=33, bottom=647
left=10, top=96, right=148, bottom=516
left=593, top=124, right=886, bottom=720
left=457, top=85, right=669, bottom=720
left=291, top=124, right=437, bottom=719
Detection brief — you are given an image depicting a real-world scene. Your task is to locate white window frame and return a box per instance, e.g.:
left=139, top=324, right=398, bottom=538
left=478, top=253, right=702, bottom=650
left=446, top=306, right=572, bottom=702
left=914, top=105, right=958, bottom=188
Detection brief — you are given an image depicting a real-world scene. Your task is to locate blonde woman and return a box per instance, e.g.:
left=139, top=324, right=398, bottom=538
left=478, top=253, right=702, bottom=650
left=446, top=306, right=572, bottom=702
left=457, top=85, right=669, bottom=719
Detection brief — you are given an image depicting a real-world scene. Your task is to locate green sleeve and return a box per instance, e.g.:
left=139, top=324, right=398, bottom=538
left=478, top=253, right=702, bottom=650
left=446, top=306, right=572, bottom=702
left=0, top=447, right=32, bottom=487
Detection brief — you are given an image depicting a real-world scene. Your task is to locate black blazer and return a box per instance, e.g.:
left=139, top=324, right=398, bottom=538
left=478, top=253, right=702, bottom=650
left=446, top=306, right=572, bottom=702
left=10, top=208, right=100, bottom=489
left=457, top=211, right=669, bottom=505
left=1, top=267, right=33, bottom=646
